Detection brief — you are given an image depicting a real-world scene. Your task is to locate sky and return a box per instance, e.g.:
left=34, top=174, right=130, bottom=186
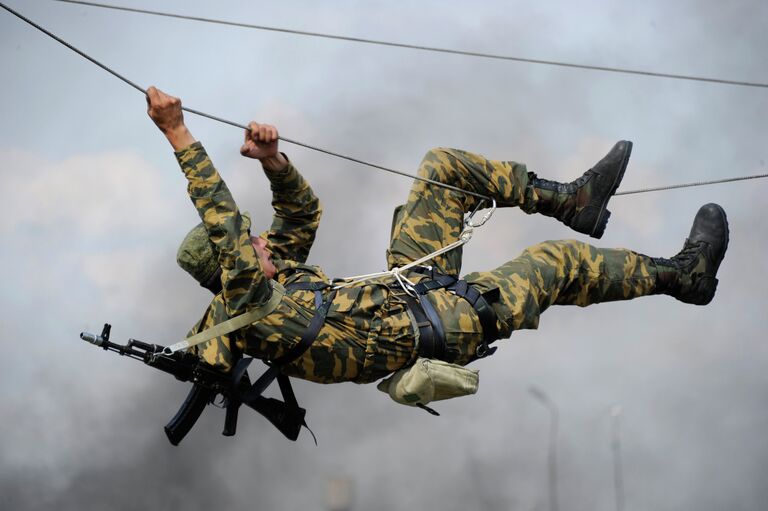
left=1, top=0, right=767, bottom=510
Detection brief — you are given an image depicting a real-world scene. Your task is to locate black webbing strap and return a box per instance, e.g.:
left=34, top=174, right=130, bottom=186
left=276, top=373, right=317, bottom=444
left=399, top=291, right=444, bottom=361
left=417, top=295, right=451, bottom=361
left=283, top=281, right=330, bottom=291
left=447, top=280, right=500, bottom=358
left=283, top=281, right=330, bottom=308
left=407, top=267, right=501, bottom=359
left=413, top=273, right=458, bottom=294
left=272, top=287, right=336, bottom=365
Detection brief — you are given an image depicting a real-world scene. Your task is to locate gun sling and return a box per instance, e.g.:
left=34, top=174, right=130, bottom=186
left=163, top=280, right=287, bottom=355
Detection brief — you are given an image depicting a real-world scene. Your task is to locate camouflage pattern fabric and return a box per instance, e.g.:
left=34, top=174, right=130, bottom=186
left=178, top=143, right=660, bottom=384
left=388, top=148, right=658, bottom=365
left=178, top=142, right=414, bottom=384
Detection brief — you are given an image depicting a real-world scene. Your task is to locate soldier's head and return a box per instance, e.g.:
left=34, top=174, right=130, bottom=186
left=176, top=213, right=276, bottom=294
left=249, top=234, right=276, bottom=281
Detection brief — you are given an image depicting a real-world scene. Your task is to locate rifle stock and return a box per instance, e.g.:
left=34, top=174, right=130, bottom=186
left=246, top=395, right=306, bottom=441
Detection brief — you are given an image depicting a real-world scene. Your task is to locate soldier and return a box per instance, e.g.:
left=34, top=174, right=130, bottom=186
left=147, top=86, right=729, bottom=387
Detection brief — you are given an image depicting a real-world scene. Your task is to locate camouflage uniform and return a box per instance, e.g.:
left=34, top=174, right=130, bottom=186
left=178, top=143, right=659, bottom=385
left=389, top=148, right=657, bottom=352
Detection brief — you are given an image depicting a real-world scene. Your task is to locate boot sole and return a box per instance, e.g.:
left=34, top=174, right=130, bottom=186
left=591, top=141, right=633, bottom=238
left=712, top=203, right=730, bottom=267
left=706, top=204, right=730, bottom=302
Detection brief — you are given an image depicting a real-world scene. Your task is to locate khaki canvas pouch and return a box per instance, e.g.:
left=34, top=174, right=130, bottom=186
left=376, top=357, right=479, bottom=407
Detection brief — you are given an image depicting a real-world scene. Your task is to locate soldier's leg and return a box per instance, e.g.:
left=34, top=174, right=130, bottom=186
left=464, top=240, right=657, bottom=337
left=464, top=203, right=729, bottom=337
left=524, top=141, right=633, bottom=239
left=387, top=147, right=535, bottom=275
left=388, top=142, right=633, bottom=274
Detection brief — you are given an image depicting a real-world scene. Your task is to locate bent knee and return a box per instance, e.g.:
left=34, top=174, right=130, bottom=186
left=422, top=147, right=454, bottom=161
left=418, top=147, right=462, bottom=180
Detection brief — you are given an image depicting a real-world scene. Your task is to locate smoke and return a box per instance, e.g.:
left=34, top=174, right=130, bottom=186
left=1, top=0, right=767, bottom=510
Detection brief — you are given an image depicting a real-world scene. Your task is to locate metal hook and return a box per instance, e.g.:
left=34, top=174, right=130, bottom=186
left=465, top=199, right=497, bottom=228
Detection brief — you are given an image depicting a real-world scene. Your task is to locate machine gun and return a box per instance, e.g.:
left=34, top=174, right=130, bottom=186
left=80, top=323, right=309, bottom=445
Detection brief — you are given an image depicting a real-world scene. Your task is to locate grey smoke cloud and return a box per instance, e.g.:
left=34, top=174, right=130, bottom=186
left=1, top=0, right=766, bottom=510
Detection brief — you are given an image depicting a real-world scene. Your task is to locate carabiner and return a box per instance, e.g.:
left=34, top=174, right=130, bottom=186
left=465, top=199, right=497, bottom=228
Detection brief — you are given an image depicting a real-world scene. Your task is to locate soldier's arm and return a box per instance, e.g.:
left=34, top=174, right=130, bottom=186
left=147, top=87, right=272, bottom=317
left=241, top=122, right=322, bottom=264
left=264, top=159, right=322, bottom=263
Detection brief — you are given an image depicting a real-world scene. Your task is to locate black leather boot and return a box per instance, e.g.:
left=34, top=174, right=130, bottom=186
left=652, top=203, right=729, bottom=305
left=527, top=140, right=632, bottom=239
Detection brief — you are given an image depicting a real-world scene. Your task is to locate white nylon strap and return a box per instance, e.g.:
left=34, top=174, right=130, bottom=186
left=163, top=281, right=286, bottom=355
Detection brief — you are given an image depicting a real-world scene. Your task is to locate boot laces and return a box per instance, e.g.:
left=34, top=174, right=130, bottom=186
left=571, top=171, right=593, bottom=188
left=671, top=239, right=705, bottom=268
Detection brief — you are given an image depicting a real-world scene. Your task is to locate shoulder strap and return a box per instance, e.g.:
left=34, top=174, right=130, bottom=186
left=163, top=281, right=286, bottom=355
left=412, top=273, right=457, bottom=294
left=272, top=289, right=337, bottom=365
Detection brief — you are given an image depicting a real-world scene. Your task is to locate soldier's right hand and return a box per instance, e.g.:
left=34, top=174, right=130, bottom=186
left=240, top=122, right=279, bottom=160
left=241, top=122, right=288, bottom=172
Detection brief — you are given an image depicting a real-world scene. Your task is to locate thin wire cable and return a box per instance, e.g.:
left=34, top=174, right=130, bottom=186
left=0, top=1, right=492, bottom=201
left=3, top=0, right=145, bottom=93
left=616, top=172, right=768, bottom=196
left=51, top=0, right=768, bottom=90
left=2, top=2, right=766, bottom=200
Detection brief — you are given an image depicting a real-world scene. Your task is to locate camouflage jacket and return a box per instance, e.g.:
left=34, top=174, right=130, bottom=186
left=178, top=143, right=487, bottom=384
left=178, top=142, right=424, bottom=384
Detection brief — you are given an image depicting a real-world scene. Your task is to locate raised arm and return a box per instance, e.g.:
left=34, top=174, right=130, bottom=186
left=240, top=122, right=322, bottom=264
left=146, top=87, right=272, bottom=316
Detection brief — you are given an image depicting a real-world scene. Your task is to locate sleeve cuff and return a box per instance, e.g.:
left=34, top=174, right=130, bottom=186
left=174, top=140, right=204, bottom=158
left=174, top=141, right=206, bottom=175
left=264, top=155, right=299, bottom=186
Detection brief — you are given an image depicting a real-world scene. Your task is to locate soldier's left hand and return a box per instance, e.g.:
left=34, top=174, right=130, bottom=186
left=146, top=86, right=185, bottom=134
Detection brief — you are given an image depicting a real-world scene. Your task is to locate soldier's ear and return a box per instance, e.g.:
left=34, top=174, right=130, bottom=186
left=242, top=211, right=252, bottom=234
left=201, top=267, right=223, bottom=295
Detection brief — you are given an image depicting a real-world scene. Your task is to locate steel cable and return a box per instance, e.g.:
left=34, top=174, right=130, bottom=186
left=51, top=0, right=768, bottom=90
left=616, top=173, right=768, bottom=196
left=2, top=1, right=766, bottom=200
left=0, top=1, right=492, bottom=201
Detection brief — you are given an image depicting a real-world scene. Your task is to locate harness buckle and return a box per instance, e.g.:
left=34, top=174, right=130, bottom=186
left=475, top=343, right=498, bottom=359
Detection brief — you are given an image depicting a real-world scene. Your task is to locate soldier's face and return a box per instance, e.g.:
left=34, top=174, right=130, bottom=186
left=250, top=235, right=276, bottom=280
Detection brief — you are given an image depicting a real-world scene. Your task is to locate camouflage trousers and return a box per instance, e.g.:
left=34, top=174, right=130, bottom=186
left=387, top=148, right=658, bottom=339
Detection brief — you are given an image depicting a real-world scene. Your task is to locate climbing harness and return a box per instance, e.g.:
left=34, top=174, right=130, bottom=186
left=376, top=264, right=503, bottom=416
left=334, top=199, right=497, bottom=293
